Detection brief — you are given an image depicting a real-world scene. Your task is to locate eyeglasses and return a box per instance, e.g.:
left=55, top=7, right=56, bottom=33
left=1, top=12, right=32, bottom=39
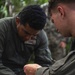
left=23, top=29, right=38, bottom=37
left=19, top=23, right=39, bottom=37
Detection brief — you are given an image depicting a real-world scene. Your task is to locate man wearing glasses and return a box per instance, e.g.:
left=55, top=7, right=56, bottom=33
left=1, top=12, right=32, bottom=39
left=0, top=5, right=53, bottom=75
left=24, top=0, right=75, bottom=75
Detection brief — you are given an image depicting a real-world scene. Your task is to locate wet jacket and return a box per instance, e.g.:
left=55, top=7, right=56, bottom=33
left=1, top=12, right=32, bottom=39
left=0, top=17, right=53, bottom=75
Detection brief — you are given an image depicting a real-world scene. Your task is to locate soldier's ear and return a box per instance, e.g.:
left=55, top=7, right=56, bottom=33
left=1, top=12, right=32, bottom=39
left=57, top=6, right=65, bottom=18
left=16, top=17, right=20, bottom=25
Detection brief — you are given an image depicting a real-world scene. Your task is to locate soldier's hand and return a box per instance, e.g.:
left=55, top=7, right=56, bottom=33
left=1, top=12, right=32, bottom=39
left=23, top=64, right=42, bottom=75
left=59, top=41, right=66, bottom=48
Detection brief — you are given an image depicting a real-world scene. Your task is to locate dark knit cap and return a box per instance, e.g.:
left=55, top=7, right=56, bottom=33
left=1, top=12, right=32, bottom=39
left=18, top=5, right=46, bottom=30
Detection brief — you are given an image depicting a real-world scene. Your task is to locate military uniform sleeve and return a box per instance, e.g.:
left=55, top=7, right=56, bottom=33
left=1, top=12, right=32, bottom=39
left=35, top=51, right=75, bottom=75
left=34, top=30, right=53, bottom=67
left=35, top=55, right=65, bottom=75
left=0, top=21, right=16, bottom=75
left=35, top=67, right=50, bottom=75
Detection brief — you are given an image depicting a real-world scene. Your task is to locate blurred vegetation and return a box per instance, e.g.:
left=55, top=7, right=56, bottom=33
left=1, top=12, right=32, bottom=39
left=0, top=0, right=8, bottom=18
left=0, top=0, right=48, bottom=18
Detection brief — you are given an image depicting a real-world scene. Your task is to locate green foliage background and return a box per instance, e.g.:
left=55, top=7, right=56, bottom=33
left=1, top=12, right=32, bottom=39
left=0, top=0, right=48, bottom=18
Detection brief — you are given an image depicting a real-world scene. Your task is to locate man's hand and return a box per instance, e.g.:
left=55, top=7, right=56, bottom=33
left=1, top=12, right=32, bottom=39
left=23, top=64, right=42, bottom=75
left=59, top=41, right=66, bottom=48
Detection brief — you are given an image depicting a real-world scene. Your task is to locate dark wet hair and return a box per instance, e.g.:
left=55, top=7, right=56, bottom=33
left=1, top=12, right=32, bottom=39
left=48, top=0, right=75, bottom=13
left=17, top=5, right=46, bottom=30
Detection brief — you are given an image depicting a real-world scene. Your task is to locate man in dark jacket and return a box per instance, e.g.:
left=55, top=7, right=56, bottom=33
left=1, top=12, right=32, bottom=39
left=24, top=0, right=75, bottom=75
left=0, top=5, right=53, bottom=75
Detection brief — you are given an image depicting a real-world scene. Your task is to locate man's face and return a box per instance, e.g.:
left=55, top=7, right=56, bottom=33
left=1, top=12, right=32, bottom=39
left=50, top=10, right=64, bottom=35
left=17, top=24, right=39, bottom=41
left=16, top=23, right=39, bottom=41
left=15, top=17, right=40, bottom=41
left=50, top=8, right=71, bottom=37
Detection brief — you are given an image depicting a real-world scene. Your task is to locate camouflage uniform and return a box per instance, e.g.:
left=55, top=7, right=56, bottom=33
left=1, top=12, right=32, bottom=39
left=41, top=3, right=68, bottom=60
